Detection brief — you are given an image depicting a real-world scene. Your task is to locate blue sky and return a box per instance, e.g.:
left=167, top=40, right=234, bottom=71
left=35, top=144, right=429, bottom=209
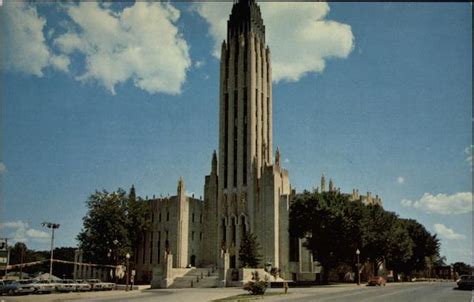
left=0, top=2, right=472, bottom=264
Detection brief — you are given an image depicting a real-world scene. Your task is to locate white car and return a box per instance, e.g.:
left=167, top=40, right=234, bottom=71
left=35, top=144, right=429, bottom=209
left=31, top=279, right=58, bottom=293
left=74, top=279, right=92, bottom=291
left=55, top=279, right=77, bottom=292
left=87, top=279, right=114, bottom=291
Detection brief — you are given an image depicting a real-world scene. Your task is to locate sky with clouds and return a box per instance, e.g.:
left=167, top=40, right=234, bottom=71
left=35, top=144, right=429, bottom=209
left=0, top=2, right=472, bottom=264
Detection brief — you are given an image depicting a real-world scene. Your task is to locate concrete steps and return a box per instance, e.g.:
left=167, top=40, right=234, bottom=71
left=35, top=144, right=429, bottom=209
left=170, top=268, right=219, bottom=288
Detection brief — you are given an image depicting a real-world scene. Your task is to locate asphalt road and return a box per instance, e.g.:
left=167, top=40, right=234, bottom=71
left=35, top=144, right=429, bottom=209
left=1, top=282, right=471, bottom=302
left=265, top=282, right=472, bottom=302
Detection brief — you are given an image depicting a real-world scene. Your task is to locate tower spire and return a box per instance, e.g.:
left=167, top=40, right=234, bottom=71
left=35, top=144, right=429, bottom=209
left=212, top=150, right=218, bottom=174
left=275, top=147, right=281, bottom=167
left=321, top=174, right=326, bottom=192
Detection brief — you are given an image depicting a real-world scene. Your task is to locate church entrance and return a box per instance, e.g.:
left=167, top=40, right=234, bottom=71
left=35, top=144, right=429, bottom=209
left=230, top=255, right=236, bottom=269
left=190, top=255, right=196, bottom=267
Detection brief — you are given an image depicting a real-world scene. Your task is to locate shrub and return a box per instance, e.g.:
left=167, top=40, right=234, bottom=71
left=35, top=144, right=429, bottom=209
left=243, top=270, right=268, bottom=295
left=243, top=280, right=267, bottom=295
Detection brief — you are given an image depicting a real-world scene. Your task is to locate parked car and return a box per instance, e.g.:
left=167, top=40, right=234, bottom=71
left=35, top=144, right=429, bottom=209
left=56, top=279, right=78, bottom=292
left=87, top=279, right=115, bottom=291
left=367, top=276, right=386, bottom=286
left=1, top=280, right=35, bottom=295
left=74, top=279, right=92, bottom=291
left=456, top=275, right=474, bottom=290
left=31, top=279, right=57, bottom=293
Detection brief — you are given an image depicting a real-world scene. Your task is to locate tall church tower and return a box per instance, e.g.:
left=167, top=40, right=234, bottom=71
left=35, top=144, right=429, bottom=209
left=219, top=0, right=272, bottom=192
left=202, top=0, right=291, bottom=272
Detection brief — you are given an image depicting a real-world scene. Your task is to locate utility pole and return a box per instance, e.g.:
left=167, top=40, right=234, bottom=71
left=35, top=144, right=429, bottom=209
left=42, top=222, right=60, bottom=281
left=19, top=244, right=24, bottom=280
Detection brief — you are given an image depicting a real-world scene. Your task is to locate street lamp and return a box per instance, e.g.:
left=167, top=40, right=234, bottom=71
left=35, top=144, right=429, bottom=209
left=125, top=253, right=130, bottom=291
left=356, top=249, right=361, bottom=285
left=41, top=222, right=60, bottom=281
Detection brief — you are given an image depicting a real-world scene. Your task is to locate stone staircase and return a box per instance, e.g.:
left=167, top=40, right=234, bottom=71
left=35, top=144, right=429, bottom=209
left=169, top=267, right=219, bottom=288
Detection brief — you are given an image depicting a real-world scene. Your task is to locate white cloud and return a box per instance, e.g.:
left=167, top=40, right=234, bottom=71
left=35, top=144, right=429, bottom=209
left=0, top=162, right=6, bottom=174
left=434, top=223, right=466, bottom=240
left=194, top=2, right=354, bottom=82
left=194, top=60, right=205, bottom=69
left=465, top=145, right=473, bottom=168
left=0, top=221, right=50, bottom=243
left=400, top=199, right=412, bottom=207
left=401, top=192, right=473, bottom=215
left=0, top=2, right=69, bottom=76
left=397, top=176, right=405, bottom=184
left=54, top=2, right=191, bottom=95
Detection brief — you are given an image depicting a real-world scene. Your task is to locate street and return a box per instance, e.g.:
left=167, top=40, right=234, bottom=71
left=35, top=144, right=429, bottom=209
left=0, top=282, right=471, bottom=302
left=265, top=282, right=472, bottom=302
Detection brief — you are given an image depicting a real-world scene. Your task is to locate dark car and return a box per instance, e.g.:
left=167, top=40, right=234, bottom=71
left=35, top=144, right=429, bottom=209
left=1, top=280, right=35, bottom=295
left=367, top=276, right=386, bottom=286
left=456, top=275, right=474, bottom=290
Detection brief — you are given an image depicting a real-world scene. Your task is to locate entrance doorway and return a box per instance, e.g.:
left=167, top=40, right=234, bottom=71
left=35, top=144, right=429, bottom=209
left=190, top=255, right=196, bottom=267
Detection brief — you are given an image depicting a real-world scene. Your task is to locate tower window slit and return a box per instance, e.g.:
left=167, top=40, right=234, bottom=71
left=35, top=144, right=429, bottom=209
left=233, top=90, right=238, bottom=187
left=150, top=232, right=153, bottom=264
left=224, top=93, right=229, bottom=188
left=243, top=88, right=247, bottom=185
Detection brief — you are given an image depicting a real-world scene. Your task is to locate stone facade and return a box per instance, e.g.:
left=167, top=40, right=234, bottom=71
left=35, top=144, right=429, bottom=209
left=135, top=0, right=382, bottom=285
left=319, top=174, right=383, bottom=206
left=135, top=178, right=206, bottom=279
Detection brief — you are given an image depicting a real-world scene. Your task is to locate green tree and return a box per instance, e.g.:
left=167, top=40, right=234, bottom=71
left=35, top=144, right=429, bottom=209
left=452, top=262, right=472, bottom=276
left=239, top=233, right=262, bottom=268
left=126, top=185, right=151, bottom=263
left=289, top=191, right=359, bottom=284
left=77, top=187, right=151, bottom=265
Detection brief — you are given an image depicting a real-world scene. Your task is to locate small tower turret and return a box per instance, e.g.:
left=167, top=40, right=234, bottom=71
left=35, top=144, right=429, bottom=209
left=212, top=150, right=218, bottom=175
left=329, top=178, right=335, bottom=192
left=275, top=147, right=281, bottom=167
left=321, top=174, right=326, bottom=192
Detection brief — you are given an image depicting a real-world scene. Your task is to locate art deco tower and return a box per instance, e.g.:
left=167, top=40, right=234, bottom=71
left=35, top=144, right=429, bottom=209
left=206, top=0, right=290, bottom=270
left=219, top=0, right=272, bottom=192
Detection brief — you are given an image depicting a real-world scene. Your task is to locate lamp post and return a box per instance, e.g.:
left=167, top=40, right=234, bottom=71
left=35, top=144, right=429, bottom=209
left=356, top=249, right=361, bottom=285
left=125, top=253, right=130, bottom=291
left=42, top=222, right=60, bottom=281
left=110, top=240, right=119, bottom=289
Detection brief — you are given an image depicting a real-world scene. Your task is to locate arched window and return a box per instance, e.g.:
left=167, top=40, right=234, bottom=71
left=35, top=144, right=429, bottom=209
left=241, top=216, right=247, bottom=237
left=222, top=218, right=226, bottom=243
left=231, top=217, right=236, bottom=244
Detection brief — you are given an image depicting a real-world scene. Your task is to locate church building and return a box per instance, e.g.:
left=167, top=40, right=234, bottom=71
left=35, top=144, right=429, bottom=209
left=134, top=0, right=381, bottom=285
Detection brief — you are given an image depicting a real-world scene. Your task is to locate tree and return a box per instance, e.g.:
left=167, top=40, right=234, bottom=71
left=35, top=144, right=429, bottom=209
left=289, top=191, right=440, bottom=282
left=77, top=187, right=151, bottom=265
left=452, top=262, right=472, bottom=276
left=394, top=219, right=439, bottom=279
left=126, top=185, right=151, bottom=265
left=290, top=191, right=359, bottom=284
left=239, top=233, right=262, bottom=268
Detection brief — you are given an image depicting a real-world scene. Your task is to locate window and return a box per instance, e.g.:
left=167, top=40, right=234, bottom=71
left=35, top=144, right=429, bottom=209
left=192, top=213, right=195, bottom=223
left=200, top=214, right=203, bottom=223
left=233, top=90, right=238, bottom=188
left=159, top=213, right=161, bottom=222
left=243, top=88, right=248, bottom=185
left=150, top=232, right=153, bottom=264
left=222, top=218, right=226, bottom=243
left=192, top=231, right=195, bottom=241
left=166, top=212, right=170, bottom=221
left=224, top=93, right=229, bottom=189
left=157, top=232, right=161, bottom=264
left=231, top=217, right=236, bottom=244
left=200, top=232, right=203, bottom=241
